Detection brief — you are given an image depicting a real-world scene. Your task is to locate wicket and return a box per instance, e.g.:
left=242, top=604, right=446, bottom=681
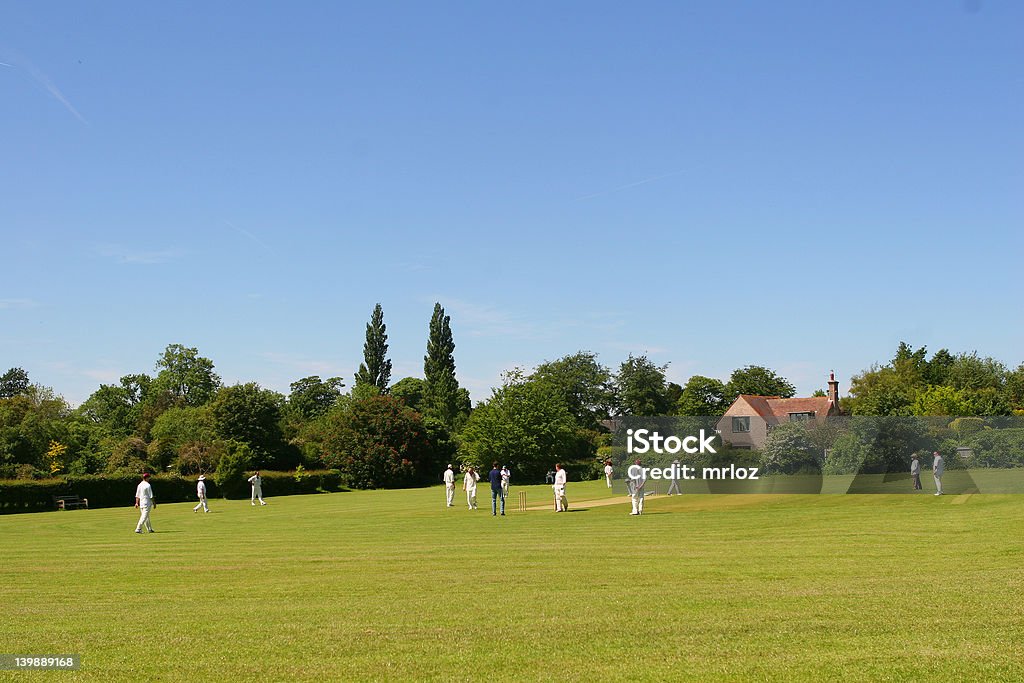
left=517, top=491, right=527, bottom=512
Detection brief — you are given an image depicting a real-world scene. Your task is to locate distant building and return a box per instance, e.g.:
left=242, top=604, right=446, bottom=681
left=716, top=372, right=842, bottom=450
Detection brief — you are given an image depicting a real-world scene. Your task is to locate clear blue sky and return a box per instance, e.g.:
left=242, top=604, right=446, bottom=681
left=2, top=1, right=1021, bottom=406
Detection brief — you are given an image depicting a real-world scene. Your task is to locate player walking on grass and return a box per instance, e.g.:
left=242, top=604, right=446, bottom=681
left=629, top=460, right=646, bottom=515
left=463, top=466, right=479, bottom=509
left=193, top=474, right=210, bottom=512
left=489, top=462, right=505, bottom=516
left=666, top=458, right=682, bottom=495
left=249, top=471, right=267, bottom=506
left=443, top=464, right=456, bottom=507
left=910, top=454, right=922, bottom=491
left=500, top=465, right=511, bottom=500
left=134, top=472, right=155, bottom=533
left=604, top=460, right=613, bottom=488
left=932, top=451, right=944, bottom=496
left=553, top=463, right=567, bottom=512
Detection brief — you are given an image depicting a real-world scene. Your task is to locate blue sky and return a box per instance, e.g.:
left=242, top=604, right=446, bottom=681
left=2, top=1, right=1021, bottom=406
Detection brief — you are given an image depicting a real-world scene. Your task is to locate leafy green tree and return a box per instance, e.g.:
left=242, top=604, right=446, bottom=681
left=1006, top=364, right=1024, bottom=412
left=893, top=342, right=929, bottom=379
left=911, top=385, right=976, bottom=416
left=0, top=386, right=76, bottom=473
left=0, top=368, right=30, bottom=398
left=945, top=352, right=1007, bottom=391
left=214, top=441, right=255, bottom=498
left=176, top=439, right=226, bottom=476
left=78, top=374, right=152, bottom=438
left=354, top=303, right=392, bottom=394
left=924, top=348, right=955, bottom=385
left=209, top=384, right=291, bottom=469
left=844, top=364, right=918, bottom=416
left=423, top=303, right=467, bottom=428
left=151, top=344, right=221, bottom=407
left=759, top=422, right=822, bottom=475
left=822, top=429, right=871, bottom=475
left=531, top=351, right=615, bottom=429
left=150, top=406, right=216, bottom=453
left=459, top=375, right=577, bottom=481
left=911, top=384, right=1009, bottom=417
left=62, top=418, right=106, bottom=475
left=390, top=377, right=426, bottom=412
left=615, top=355, right=671, bottom=416
left=0, top=395, right=37, bottom=468
left=665, top=382, right=683, bottom=412
left=317, top=395, right=432, bottom=488
left=105, top=436, right=151, bottom=475
left=288, top=376, right=345, bottom=420
left=348, top=382, right=379, bottom=402
left=824, top=417, right=932, bottom=475
left=725, top=366, right=796, bottom=402
left=676, top=376, right=728, bottom=416
left=845, top=343, right=931, bottom=415
left=961, top=388, right=1010, bottom=416
left=848, top=345, right=1014, bottom=417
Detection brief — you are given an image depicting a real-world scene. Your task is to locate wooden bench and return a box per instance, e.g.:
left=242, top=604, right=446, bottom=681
left=54, top=495, right=89, bottom=511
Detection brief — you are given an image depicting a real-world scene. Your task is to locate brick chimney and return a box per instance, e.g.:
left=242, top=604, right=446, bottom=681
left=827, top=371, right=839, bottom=407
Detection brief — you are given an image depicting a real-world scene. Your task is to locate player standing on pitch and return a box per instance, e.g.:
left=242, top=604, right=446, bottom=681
left=553, top=463, right=568, bottom=512
left=134, top=472, right=155, bottom=533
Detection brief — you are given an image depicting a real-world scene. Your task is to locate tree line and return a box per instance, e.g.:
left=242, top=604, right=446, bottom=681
left=2, top=322, right=1022, bottom=487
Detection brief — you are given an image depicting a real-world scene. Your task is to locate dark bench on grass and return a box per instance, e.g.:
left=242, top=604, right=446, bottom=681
left=54, top=495, right=89, bottom=511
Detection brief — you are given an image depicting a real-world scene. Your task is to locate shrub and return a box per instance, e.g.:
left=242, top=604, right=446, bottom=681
left=759, top=423, right=823, bottom=475
left=317, top=396, right=432, bottom=489
left=0, top=469, right=343, bottom=514
left=965, top=428, right=1024, bottom=468
left=949, top=417, right=986, bottom=437
left=215, top=442, right=255, bottom=498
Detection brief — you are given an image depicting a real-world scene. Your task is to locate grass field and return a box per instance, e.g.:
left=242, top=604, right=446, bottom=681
left=2, top=481, right=1023, bottom=682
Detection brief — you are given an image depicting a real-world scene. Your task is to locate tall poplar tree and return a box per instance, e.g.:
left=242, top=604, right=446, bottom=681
left=354, top=303, right=392, bottom=393
left=423, top=303, right=465, bottom=428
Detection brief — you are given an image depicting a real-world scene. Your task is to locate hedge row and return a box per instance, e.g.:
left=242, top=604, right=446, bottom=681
left=0, top=470, right=345, bottom=514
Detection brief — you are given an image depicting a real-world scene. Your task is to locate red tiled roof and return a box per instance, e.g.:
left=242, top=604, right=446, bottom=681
left=729, top=394, right=839, bottom=423
left=762, top=396, right=837, bottom=420
left=734, top=395, right=778, bottom=420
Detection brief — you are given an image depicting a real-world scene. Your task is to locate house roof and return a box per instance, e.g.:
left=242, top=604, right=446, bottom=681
left=731, top=394, right=838, bottom=422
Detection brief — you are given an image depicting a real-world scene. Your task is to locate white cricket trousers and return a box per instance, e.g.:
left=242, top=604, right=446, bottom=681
left=136, top=505, right=153, bottom=532
left=466, top=489, right=477, bottom=509
left=193, top=496, right=208, bottom=512
left=631, top=492, right=645, bottom=514
left=445, top=484, right=455, bottom=506
left=554, top=486, right=567, bottom=511
left=252, top=486, right=265, bottom=504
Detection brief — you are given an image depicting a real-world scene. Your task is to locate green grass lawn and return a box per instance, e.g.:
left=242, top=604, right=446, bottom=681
left=1, top=481, right=1022, bottom=681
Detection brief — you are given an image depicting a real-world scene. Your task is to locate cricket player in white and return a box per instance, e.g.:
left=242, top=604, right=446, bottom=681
left=249, top=471, right=267, bottom=506
left=444, top=464, right=456, bottom=507
left=629, top=460, right=646, bottom=515
left=604, top=460, right=613, bottom=487
left=134, top=472, right=155, bottom=533
left=666, top=458, right=682, bottom=495
left=193, top=474, right=209, bottom=512
left=463, top=467, right=479, bottom=509
left=500, top=466, right=511, bottom=499
left=932, top=451, right=944, bottom=496
left=553, top=463, right=567, bottom=512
